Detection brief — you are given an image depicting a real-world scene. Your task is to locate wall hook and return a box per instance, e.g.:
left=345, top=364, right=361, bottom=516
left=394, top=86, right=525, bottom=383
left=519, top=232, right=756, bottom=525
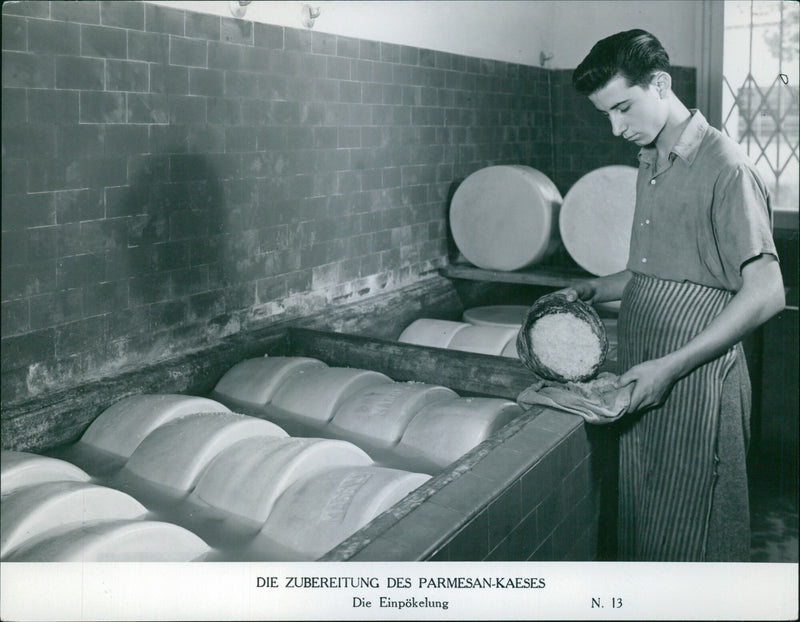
left=539, top=51, right=554, bottom=68
left=229, top=1, right=252, bottom=19
left=302, top=4, right=321, bottom=28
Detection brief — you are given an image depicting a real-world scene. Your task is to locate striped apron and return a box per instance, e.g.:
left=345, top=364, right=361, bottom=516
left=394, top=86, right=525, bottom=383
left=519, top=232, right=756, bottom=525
left=617, top=273, right=751, bottom=561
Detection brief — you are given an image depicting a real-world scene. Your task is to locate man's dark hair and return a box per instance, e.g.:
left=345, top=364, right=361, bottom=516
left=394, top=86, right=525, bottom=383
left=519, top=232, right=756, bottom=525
left=572, top=29, right=670, bottom=95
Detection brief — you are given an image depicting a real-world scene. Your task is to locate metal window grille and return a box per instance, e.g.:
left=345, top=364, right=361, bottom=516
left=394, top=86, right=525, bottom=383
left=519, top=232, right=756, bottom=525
left=722, top=0, right=799, bottom=211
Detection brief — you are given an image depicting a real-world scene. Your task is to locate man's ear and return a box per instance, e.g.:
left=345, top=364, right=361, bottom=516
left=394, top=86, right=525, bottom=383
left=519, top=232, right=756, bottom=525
left=653, top=71, right=672, bottom=98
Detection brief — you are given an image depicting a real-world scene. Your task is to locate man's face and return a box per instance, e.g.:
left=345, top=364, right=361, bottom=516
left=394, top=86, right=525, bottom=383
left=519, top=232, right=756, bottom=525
left=588, top=73, right=668, bottom=147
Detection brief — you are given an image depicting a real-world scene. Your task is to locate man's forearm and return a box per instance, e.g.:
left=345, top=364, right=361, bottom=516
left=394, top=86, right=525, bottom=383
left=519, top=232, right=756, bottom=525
left=662, top=256, right=784, bottom=380
left=588, top=270, right=633, bottom=303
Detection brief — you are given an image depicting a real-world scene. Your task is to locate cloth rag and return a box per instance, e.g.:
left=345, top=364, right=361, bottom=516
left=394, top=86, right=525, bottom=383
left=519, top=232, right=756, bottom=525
left=517, top=371, right=633, bottom=424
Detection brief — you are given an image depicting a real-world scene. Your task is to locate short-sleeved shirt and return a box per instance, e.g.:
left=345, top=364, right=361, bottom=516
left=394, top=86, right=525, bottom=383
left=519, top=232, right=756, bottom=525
left=626, top=110, right=777, bottom=292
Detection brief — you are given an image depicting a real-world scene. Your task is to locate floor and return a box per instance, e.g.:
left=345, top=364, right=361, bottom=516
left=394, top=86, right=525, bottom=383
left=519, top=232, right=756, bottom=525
left=748, top=457, right=798, bottom=563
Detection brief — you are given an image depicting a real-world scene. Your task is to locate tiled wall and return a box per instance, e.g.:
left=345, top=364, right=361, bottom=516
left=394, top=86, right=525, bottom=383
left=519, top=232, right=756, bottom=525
left=430, top=413, right=607, bottom=561
left=1, top=2, right=697, bottom=408
left=1, top=1, right=552, bottom=405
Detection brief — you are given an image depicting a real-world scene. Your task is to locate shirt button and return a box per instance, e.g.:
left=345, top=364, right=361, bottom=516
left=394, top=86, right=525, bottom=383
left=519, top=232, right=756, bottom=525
left=645, top=219, right=650, bottom=224
left=641, top=257, right=648, bottom=263
left=650, top=179, right=656, bottom=185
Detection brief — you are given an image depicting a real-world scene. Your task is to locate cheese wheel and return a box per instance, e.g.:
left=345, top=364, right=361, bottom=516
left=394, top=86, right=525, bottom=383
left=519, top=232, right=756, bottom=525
left=397, top=397, right=522, bottom=468
left=257, top=466, right=431, bottom=560
left=501, top=337, right=518, bottom=358
left=1, top=451, right=90, bottom=495
left=462, top=305, right=529, bottom=328
left=329, top=382, right=457, bottom=447
left=270, top=367, right=392, bottom=425
left=447, top=325, right=520, bottom=356
left=602, top=318, right=619, bottom=361
left=79, top=394, right=231, bottom=460
left=595, top=300, right=621, bottom=316
left=212, top=356, right=328, bottom=407
left=603, top=318, right=618, bottom=344
left=397, top=319, right=469, bottom=348
left=122, top=412, right=287, bottom=496
left=6, top=519, right=211, bottom=562
left=188, top=436, right=372, bottom=524
left=450, top=165, right=562, bottom=271
left=1, top=481, right=147, bottom=559
left=559, top=165, right=638, bottom=276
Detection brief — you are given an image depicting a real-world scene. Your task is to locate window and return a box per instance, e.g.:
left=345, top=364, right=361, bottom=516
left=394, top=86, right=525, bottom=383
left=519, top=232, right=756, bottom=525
left=722, top=1, right=799, bottom=223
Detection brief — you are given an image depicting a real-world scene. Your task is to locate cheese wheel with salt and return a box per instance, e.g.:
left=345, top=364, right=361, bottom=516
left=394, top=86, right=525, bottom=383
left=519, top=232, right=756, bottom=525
left=5, top=519, right=211, bottom=562
left=122, top=412, right=287, bottom=496
left=329, top=382, right=457, bottom=447
left=270, top=367, right=392, bottom=425
left=397, top=397, right=522, bottom=468
left=212, top=356, right=328, bottom=407
left=1, top=451, right=90, bottom=495
left=79, top=394, right=232, bottom=460
left=1, top=481, right=147, bottom=559
left=188, top=436, right=372, bottom=524
left=257, top=466, right=431, bottom=560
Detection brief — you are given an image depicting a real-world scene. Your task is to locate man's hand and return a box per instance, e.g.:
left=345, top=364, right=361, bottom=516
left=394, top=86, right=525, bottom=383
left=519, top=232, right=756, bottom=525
left=617, top=356, right=680, bottom=413
left=616, top=255, right=783, bottom=415
left=556, top=282, right=597, bottom=303
left=554, top=270, right=632, bottom=306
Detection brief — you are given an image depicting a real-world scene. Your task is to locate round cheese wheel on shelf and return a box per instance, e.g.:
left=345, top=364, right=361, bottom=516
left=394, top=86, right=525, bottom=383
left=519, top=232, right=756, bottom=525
left=462, top=305, right=529, bottom=329
left=602, top=318, right=618, bottom=344
left=559, top=165, right=638, bottom=276
left=397, top=319, right=469, bottom=349
left=449, top=165, right=562, bottom=271
left=603, top=318, right=619, bottom=361
left=447, top=325, right=519, bottom=356
left=595, top=300, right=621, bottom=316
left=501, top=337, right=518, bottom=358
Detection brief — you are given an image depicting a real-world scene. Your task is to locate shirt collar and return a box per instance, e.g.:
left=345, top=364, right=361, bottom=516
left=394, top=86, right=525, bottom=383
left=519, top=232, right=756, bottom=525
left=637, top=109, right=708, bottom=166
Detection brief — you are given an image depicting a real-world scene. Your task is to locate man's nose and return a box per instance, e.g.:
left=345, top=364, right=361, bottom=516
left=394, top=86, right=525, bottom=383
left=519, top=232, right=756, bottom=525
left=610, top=114, right=625, bottom=137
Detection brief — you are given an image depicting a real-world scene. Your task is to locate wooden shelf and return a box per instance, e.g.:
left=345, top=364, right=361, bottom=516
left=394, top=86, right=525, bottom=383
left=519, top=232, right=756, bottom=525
left=440, top=263, right=593, bottom=288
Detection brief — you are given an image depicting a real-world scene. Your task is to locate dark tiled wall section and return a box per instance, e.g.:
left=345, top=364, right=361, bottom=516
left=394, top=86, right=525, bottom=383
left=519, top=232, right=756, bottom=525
left=432, top=413, right=616, bottom=561
left=1, top=1, right=553, bottom=405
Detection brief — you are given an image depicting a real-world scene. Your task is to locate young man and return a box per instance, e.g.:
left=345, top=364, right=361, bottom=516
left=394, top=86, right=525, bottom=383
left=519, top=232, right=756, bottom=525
left=564, top=29, right=784, bottom=561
